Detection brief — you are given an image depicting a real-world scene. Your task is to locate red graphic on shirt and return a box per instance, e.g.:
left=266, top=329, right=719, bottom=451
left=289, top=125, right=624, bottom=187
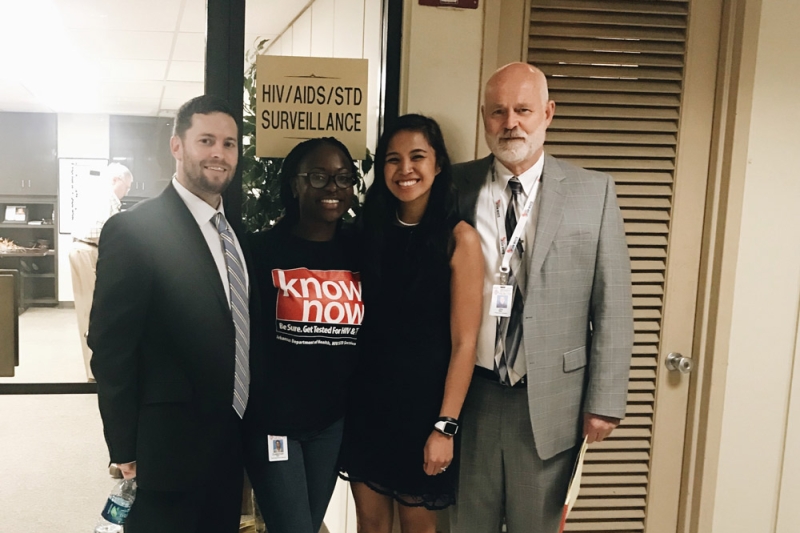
left=272, top=268, right=363, bottom=345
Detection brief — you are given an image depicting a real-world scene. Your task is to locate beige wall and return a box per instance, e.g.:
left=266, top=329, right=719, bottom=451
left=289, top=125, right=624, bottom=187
left=400, top=0, right=526, bottom=164
left=400, top=1, right=485, bottom=164
left=711, top=0, right=800, bottom=530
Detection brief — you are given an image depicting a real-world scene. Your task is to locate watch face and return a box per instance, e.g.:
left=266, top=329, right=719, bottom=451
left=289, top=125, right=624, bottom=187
left=436, top=421, right=457, bottom=435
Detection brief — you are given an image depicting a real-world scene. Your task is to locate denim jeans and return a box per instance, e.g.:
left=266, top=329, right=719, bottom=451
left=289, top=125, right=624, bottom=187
left=247, top=418, right=344, bottom=533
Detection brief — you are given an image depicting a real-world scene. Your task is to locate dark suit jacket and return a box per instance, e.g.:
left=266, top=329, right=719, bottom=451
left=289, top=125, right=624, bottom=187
left=89, top=183, right=263, bottom=491
left=453, top=154, right=633, bottom=460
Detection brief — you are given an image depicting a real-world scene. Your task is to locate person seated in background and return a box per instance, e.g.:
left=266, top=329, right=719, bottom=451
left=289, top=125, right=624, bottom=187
left=245, top=137, right=364, bottom=533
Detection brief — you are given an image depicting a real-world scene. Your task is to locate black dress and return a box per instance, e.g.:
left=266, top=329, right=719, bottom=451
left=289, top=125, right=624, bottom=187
left=340, top=222, right=456, bottom=510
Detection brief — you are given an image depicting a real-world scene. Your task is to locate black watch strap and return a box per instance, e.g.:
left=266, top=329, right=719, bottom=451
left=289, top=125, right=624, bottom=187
left=434, top=416, right=459, bottom=437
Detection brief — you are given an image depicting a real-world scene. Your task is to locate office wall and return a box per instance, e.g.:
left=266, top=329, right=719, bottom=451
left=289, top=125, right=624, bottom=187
left=399, top=0, right=526, bottom=164
left=265, top=0, right=382, bottom=157
left=400, top=1, right=485, bottom=164
left=56, top=113, right=110, bottom=302
left=711, top=0, right=800, bottom=530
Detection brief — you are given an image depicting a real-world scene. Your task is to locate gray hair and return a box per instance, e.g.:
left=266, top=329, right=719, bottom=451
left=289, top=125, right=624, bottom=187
left=102, top=163, right=133, bottom=183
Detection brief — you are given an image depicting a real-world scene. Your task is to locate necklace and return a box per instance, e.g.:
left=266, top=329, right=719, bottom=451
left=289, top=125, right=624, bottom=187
left=395, top=210, right=420, bottom=227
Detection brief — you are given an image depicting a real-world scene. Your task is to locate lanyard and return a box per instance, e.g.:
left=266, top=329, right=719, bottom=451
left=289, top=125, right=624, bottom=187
left=490, top=164, right=542, bottom=285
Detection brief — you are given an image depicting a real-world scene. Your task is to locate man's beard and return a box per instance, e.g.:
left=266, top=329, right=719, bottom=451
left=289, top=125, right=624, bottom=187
left=485, top=128, right=543, bottom=168
left=184, top=157, right=233, bottom=195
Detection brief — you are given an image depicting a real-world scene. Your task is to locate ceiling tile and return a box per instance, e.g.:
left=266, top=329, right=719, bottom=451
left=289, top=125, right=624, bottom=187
left=162, top=82, right=204, bottom=102
left=57, top=0, right=183, bottom=32
left=172, top=33, right=206, bottom=62
left=69, top=30, right=174, bottom=61
left=97, top=59, right=168, bottom=82
left=167, top=61, right=204, bottom=83
left=97, top=81, right=165, bottom=99
left=179, top=0, right=207, bottom=33
left=2, top=0, right=312, bottom=114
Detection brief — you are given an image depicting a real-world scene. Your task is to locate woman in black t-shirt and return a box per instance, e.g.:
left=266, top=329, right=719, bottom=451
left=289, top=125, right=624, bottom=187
left=246, top=137, right=364, bottom=533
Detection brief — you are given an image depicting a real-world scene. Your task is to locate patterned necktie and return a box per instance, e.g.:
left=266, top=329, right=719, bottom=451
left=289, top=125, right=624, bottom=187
left=495, top=177, right=526, bottom=386
left=214, top=213, right=250, bottom=418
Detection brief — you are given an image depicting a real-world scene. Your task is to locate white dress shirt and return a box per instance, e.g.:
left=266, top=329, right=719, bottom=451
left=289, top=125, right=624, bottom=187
left=474, top=154, right=545, bottom=372
left=172, top=177, right=249, bottom=304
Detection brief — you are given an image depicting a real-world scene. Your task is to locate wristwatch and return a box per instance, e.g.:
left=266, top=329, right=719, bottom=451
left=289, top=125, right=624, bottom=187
left=433, top=417, right=459, bottom=437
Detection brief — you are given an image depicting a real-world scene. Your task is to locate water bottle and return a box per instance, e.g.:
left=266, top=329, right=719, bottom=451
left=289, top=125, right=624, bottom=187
left=93, top=477, right=137, bottom=532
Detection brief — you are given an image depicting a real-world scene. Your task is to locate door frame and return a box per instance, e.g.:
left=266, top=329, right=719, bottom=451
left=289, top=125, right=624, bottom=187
left=678, top=0, right=764, bottom=531
left=643, top=0, right=726, bottom=529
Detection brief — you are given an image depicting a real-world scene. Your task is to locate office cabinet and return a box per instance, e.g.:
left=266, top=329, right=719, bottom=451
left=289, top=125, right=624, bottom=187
left=110, top=116, right=174, bottom=199
left=0, top=112, right=58, bottom=196
left=0, top=198, right=58, bottom=309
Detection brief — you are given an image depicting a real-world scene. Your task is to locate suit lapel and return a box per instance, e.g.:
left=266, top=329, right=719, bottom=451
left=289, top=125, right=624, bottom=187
left=530, top=154, right=566, bottom=275
left=160, top=184, right=231, bottom=317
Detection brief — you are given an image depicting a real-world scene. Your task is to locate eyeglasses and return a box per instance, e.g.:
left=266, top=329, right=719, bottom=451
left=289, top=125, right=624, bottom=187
left=296, top=172, right=357, bottom=189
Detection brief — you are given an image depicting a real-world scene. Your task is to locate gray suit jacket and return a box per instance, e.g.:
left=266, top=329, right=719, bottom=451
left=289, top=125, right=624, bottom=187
left=453, top=154, right=633, bottom=460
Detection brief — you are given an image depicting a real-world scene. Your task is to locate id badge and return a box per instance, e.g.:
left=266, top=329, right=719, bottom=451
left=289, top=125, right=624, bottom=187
left=268, top=435, right=288, bottom=462
left=489, top=285, right=514, bottom=317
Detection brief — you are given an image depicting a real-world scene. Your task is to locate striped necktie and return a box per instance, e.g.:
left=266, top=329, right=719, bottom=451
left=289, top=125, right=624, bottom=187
left=214, top=213, right=250, bottom=418
left=494, top=177, right=526, bottom=386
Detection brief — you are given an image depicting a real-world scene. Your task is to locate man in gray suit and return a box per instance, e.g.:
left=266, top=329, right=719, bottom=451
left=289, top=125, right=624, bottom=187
left=450, top=62, right=633, bottom=532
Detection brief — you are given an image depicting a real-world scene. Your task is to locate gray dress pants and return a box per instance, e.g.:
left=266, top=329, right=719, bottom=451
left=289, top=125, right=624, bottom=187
left=451, top=375, right=577, bottom=533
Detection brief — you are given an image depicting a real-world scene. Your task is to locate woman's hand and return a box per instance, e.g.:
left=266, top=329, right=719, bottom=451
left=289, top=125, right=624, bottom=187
left=423, top=431, right=454, bottom=476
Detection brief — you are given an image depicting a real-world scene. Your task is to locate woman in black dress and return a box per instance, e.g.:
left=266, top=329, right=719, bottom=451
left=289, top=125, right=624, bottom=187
left=246, top=137, right=364, bottom=533
left=340, top=115, right=483, bottom=532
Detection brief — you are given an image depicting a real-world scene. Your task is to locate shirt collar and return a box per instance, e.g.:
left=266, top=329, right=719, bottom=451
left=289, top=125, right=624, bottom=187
left=172, top=176, right=225, bottom=227
left=493, top=152, right=545, bottom=196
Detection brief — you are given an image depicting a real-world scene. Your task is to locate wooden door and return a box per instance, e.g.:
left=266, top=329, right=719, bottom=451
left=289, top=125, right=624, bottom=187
left=528, top=0, right=723, bottom=530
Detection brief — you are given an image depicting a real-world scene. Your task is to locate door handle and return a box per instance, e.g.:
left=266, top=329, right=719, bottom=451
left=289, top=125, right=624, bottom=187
left=665, top=352, right=693, bottom=374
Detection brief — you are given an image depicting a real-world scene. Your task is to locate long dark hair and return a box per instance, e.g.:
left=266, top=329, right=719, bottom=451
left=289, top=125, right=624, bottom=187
left=362, top=114, right=457, bottom=287
left=278, top=137, right=357, bottom=228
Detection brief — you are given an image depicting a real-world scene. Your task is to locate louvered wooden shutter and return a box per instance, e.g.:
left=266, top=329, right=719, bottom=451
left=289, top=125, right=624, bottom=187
left=529, top=0, right=688, bottom=531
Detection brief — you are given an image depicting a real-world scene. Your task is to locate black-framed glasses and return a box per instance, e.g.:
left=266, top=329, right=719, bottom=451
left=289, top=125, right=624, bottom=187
left=296, top=172, right=357, bottom=189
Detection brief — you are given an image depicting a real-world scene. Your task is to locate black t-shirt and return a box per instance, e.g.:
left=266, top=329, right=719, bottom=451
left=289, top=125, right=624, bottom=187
left=249, top=223, right=363, bottom=435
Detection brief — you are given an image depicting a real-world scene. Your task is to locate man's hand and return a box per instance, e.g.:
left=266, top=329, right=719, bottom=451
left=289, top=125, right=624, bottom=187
left=117, top=461, right=137, bottom=479
left=583, top=413, right=620, bottom=444
left=423, top=431, right=454, bottom=476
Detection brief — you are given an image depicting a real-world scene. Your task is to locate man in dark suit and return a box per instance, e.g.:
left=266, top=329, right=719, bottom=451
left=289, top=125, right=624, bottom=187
left=89, top=95, right=262, bottom=533
left=450, top=63, right=633, bottom=532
